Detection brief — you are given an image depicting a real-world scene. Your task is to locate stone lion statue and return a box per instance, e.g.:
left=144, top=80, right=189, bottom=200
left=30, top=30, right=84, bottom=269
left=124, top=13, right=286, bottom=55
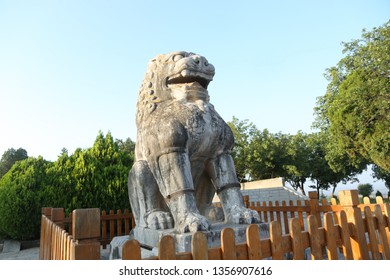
left=128, top=51, right=260, bottom=233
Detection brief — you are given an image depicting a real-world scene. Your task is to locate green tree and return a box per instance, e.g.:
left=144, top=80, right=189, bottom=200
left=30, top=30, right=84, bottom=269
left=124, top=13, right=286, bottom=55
left=0, top=148, right=28, bottom=178
left=375, top=190, right=383, bottom=198
left=313, top=21, right=390, bottom=172
left=63, top=131, right=132, bottom=212
left=358, top=183, right=374, bottom=198
left=115, top=137, right=136, bottom=167
left=246, top=129, right=290, bottom=180
left=228, top=117, right=291, bottom=182
left=0, top=157, right=52, bottom=240
left=227, top=117, right=258, bottom=181
left=284, top=131, right=311, bottom=195
left=0, top=131, right=135, bottom=240
left=307, top=132, right=360, bottom=198
left=372, top=164, right=390, bottom=194
left=372, top=164, right=390, bottom=188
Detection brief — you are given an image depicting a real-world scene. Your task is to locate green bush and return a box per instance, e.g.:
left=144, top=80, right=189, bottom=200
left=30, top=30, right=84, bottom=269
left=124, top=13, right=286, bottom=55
left=0, top=157, right=51, bottom=240
left=0, top=132, right=134, bottom=240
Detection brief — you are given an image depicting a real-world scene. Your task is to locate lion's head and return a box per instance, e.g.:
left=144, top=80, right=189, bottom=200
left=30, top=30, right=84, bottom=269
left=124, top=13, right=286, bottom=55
left=136, top=51, right=215, bottom=124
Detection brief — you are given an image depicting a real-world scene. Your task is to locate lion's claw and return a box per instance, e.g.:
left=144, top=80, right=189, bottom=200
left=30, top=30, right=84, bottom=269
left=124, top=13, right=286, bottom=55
left=225, top=206, right=260, bottom=224
left=146, top=211, right=174, bottom=230
left=176, top=212, right=210, bottom=233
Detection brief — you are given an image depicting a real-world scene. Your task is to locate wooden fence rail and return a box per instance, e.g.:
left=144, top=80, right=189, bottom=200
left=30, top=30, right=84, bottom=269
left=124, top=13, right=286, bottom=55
left=40, top=190, right=390, bottom=260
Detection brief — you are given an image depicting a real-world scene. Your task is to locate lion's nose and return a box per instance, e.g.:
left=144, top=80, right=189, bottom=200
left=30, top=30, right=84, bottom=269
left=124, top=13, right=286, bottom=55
left=192, top=55, right=209, bottom=67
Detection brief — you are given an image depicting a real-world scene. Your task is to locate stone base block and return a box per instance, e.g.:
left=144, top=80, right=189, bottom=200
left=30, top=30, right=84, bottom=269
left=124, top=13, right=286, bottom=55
left=2, top=240, right=21, bottom=253
left=109, top=235, right=159, bottom=260
left=132, top=222, right=269, bottom=253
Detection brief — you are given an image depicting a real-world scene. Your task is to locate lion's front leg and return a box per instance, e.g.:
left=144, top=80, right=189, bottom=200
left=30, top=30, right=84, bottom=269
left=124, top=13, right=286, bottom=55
left=157, top=150, right=210, bottom=233
left=207, top=153, right=260, bottom=224
left=128, top=160, right=173, bottom=230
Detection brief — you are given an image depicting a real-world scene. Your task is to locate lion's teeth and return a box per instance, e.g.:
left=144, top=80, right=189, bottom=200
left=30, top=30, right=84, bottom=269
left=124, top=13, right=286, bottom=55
left=181, top=70, right=190, bottom=77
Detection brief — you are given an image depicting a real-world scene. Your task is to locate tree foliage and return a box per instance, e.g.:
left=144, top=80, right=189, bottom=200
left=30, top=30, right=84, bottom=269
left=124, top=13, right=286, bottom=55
left=358, top=183, right=374, bottom=198
left=46, top=131, right=134, bottom=213
left=0, top=157, right=51, bottom=240
left=0, top=148, right=28, bottom=179
left=284, top=132, right=311, bottom=195
left=0, top=131, right=134, bottom=240
left=372, top=164, right=390, bottom=190
left=227, top=117, right=257, bottom=182
left=314, top=21, right=390, bottom=172
left=306, top=132, right=360, bottom=198
left=247, top=129, right=291, bottom=181
left=228, top=117, right=363, bottom=197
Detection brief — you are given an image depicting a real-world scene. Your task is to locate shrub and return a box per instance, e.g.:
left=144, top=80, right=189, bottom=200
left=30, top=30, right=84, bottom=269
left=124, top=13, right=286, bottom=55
left=0, top=157, right=51, bottom=240
left=0, top=132, right=134, bottom=240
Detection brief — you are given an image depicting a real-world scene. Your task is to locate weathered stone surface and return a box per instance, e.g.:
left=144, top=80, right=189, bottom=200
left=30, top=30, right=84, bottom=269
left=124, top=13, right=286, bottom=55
left=128, top=51, right=260, bottom=240
left=2, top=240, right=21, bottom=253
left=109, top=235, right=129, bottom=260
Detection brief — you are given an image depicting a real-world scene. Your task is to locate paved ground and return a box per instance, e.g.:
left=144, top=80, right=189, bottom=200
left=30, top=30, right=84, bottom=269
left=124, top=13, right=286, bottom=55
left=0, top=247, right=40, bottom=260
left=0, top=240, right=40, bottom=260
left=0, top=240, right=111, bottom=260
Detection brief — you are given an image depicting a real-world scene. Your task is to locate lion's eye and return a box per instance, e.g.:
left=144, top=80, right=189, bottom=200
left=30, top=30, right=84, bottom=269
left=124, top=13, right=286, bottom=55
left=172, top=54, right=184, bottom=62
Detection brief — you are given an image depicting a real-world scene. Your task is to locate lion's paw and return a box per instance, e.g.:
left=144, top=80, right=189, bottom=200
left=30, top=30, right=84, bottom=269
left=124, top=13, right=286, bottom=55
left=146, top=211, right=174, bottom=230
left=176, top=212, right=210, bottom=233
left=203, top=205, right=225, bottom=222
left=225, top=206, right=260, bottom=224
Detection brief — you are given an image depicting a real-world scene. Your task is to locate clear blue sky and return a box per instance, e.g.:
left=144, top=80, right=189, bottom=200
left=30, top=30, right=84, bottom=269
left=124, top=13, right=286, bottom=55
left=0, top=1, right=389, bottom=194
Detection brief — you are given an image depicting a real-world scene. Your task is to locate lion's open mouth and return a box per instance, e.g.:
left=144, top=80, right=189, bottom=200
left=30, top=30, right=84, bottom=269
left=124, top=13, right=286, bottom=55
left=167, top=70, right=212, bottom=89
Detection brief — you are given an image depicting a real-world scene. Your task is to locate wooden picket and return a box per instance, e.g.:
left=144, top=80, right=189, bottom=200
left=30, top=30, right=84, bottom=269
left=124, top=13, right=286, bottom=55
left=246, top=224, right=262, bottom=259
left=324, top=213, right=338, bottom=260
left=307, top=215, right=322, bottom=260
left=192, top=231, right=208, bottom=260
left=337, top=211, right=353, bottom=260
left=290, top=218, right=304, bottom=259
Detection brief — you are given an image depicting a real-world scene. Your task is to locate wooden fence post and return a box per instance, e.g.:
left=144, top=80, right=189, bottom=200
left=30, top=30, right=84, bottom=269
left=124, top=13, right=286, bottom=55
left=71, top=208, right=101, bottom=260
left=339, top=190, right=369, bottom=260
left=308, top=191, right=321, bottom=227
left=51, top=208, right=65, bottom=229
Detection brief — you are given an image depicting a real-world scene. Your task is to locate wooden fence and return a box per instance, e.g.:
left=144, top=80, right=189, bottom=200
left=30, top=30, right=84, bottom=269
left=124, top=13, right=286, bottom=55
left=246, top=190, right=389, bottom=235
left=40, top=208, right=101, bottom=260
left=100, top=209, right=134, bottom=248
left=122, top=191, right=390, bottom=260
left=39, top=207, right=135, bottom=259
left=40, top=190, right=390, bottom=260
